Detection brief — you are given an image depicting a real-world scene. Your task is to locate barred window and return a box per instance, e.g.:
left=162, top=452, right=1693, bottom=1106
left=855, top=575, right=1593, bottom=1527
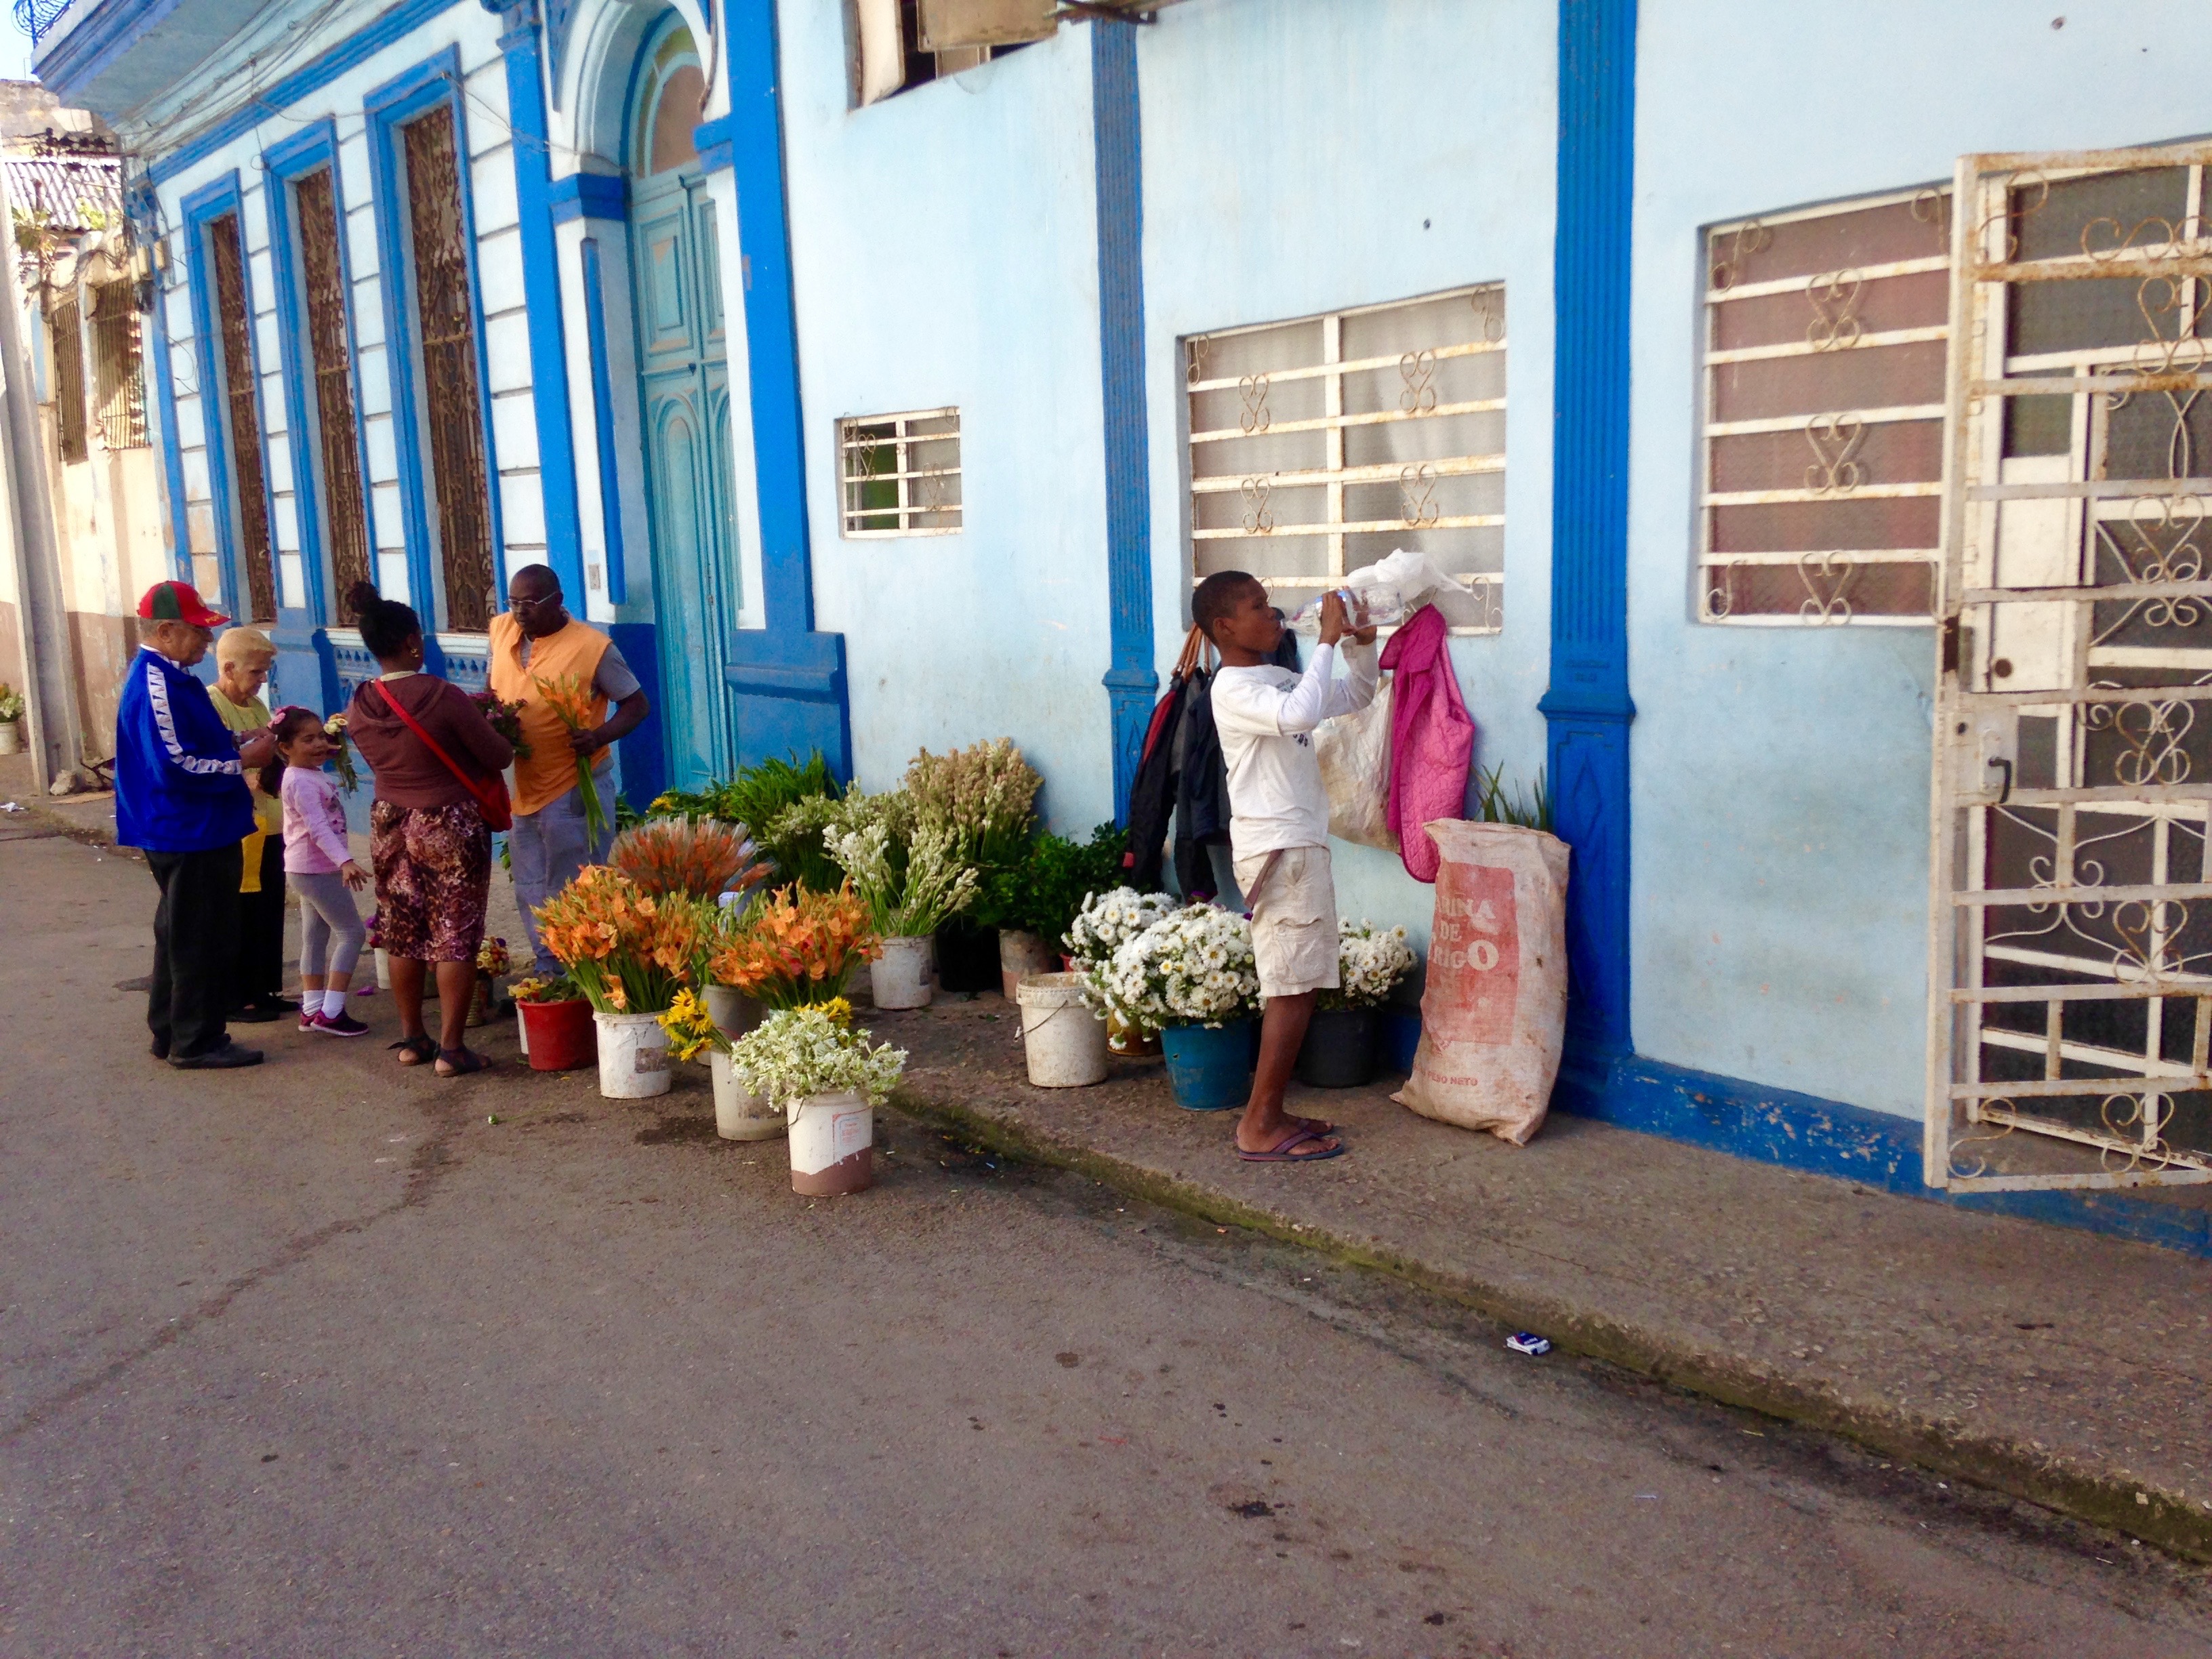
left=1184, top=285, right=1506, bottom=632
left=1699, top=188, right=1952, bottom=625
left=47, top=295, right=85, bottom=463
left=88, top=282, right=146, bottom=449
left=839, top=407, right=961, bottom=535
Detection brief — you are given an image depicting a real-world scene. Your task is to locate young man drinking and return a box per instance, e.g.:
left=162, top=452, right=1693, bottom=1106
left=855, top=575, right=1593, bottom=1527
left=1198, top=571, right=1378, bottom=1163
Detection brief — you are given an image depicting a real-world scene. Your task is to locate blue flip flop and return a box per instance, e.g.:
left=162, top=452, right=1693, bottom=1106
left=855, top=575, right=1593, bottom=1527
left=1238, top=1127, right=1345, bottom=1164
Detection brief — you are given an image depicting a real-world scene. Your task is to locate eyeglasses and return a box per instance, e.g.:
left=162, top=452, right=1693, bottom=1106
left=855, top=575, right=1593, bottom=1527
left=509, top=591, right=562, bottom=611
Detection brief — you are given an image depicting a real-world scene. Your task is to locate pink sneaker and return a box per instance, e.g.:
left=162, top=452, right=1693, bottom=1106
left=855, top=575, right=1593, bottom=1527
left=315, top=1012, right=370, bottom=1038
left=298, top=1010, right=323, bottom=1033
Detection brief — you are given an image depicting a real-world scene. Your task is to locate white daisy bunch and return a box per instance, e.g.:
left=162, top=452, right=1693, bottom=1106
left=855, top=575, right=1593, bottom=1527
left=1328, top=920, right=1418, bottom=1010
left=1065, top=886, right=1174, bottom=969
left=1099, top=902, right=1258, bottom=1029
left=730, top=1005, right=907, bottom=1109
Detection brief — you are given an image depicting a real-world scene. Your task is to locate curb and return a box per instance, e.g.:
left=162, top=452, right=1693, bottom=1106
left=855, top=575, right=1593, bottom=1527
left=9, top=797, right=123, bottom=854
left=890, top=1080, right=2212, bottom=1563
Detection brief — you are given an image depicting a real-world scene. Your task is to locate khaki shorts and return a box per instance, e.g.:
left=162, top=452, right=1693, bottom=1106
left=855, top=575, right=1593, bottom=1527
left=1233, top=844, right=1340, bottom=1001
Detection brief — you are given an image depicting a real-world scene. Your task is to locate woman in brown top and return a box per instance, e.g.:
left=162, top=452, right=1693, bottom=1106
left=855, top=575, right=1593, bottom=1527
left=344, top=582, right=515, bottom=1075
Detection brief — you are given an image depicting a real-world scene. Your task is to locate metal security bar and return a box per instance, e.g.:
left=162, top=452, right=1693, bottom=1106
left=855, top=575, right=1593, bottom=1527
left=295, top=167, right=372, bottom=602
left=1184, top=284, right=1505, bottom=634
left=403, top=106, right=494, bottom=635
left=87, top=282, right=146, bottom=449
left=208, top=213, right=277, bottom=624
left=839, top=407, right=962, bottom=535
left=1929, top=144, right=2212, bottom=1192
left=46, top=295, right=85, bottom=464
left=1700, top=189, right=1952, bottom=624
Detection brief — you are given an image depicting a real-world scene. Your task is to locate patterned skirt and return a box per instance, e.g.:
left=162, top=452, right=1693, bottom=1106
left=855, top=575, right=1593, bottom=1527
left=369, top=799, right=491, bottom=963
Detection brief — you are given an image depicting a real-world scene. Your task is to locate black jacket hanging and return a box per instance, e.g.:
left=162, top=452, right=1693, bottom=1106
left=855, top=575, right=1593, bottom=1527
left=1122, top=672, right=1191, bottom=893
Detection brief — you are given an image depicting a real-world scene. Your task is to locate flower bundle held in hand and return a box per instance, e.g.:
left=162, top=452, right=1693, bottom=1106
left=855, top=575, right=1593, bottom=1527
left=611, top=817, right=773, bottom=900
left=532, top=865, right=710, bottom=1015
left=729, top=1002, right=905, bottom=1110
left=322, top=712, right=360, bottom=793
left=707, top=883, right=880, bottom=1009
left=903, top=738, right=1041, bottom=873
left=469, top=690, right=532, bottom=762
left=1323, top=920, right=1418, bottom=1010
left=824, top=817, right=977, bottom=938
left=1093, top=902, right=1258, bottom=1030
left=533, top=673, right=609, bottom=848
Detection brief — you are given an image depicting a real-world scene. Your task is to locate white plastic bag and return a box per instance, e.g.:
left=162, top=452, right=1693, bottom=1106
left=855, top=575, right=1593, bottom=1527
left=1393, top=819, right=1570, bottom=1146
left=1315, top=674, right=1395, bottom=851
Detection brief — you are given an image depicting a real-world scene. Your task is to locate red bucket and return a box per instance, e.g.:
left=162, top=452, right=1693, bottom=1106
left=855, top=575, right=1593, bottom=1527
left=520, top=998, right=596, bottom=1071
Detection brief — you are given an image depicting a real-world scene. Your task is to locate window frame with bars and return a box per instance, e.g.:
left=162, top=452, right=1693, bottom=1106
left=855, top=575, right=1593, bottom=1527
left=838, top=407, right=963, bottom=537
left=184, top=192, right=279, bottom=627
left=46, top=292, right=86, bottom=464
left=87, top=281, right=147, bottom=450
left=1182, top=283, right=1508, bottom=634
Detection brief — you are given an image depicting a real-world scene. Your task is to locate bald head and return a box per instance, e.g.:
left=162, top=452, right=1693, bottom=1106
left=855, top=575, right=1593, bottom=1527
left=506, top=564, right=568, bottom=639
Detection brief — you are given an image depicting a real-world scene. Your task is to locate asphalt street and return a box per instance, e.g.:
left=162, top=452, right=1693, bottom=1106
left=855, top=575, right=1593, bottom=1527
left=3, top=829, right=2210, bottom=1657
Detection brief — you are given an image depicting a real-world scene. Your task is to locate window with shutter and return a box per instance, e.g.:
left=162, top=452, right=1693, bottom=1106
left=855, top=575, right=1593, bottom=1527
left=207, top=212, right=277, bottom=624
left=293, top=166, right=373, bottom=603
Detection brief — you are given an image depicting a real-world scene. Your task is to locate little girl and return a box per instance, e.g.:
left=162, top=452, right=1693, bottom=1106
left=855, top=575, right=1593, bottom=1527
left=265, top=708, right=371, bottom=1036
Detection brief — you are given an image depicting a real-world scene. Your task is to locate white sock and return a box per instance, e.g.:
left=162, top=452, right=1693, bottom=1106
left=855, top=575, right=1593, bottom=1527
left=304, top=989, right=328, bottom=1017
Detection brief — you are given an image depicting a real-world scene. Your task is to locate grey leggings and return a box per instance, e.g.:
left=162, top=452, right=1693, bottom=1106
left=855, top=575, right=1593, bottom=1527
left=292, top=869, right=367, bottom=980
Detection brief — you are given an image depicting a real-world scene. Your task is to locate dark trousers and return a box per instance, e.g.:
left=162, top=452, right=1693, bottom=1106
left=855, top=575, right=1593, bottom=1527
left=235, top=838, right=286, bottom=1005
left=146, top=843, right=243, bottom=1059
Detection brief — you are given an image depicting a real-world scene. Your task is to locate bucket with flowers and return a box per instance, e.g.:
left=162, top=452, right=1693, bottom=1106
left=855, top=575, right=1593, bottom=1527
left=728, top=1000, right=905, bottom=1194
left=1092, top=902, right=1260, bottom=1111
left=706, top=882, right=880, bottom=1013
left=533, top=865, right=712, bottom=1099
left=1067, top=887, right=1174, bottom=1057
left=1295, top=922, right=1418, bottom=1088
left=824, top=809, right=977, bottom=1010
left=512, top=972, right=593, bottom=1071
left=468, top=936, right=510, bottom=1027
left=659, top=987, right=783, bottom=1141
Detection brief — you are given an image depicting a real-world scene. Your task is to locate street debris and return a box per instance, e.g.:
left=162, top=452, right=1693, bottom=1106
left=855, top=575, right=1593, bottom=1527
left=1505, top=1332, right=1551, bottom=1356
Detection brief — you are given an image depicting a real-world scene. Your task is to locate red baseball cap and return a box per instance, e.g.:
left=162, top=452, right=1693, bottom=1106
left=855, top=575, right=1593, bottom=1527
left=137, top=580, right=230, bottom=628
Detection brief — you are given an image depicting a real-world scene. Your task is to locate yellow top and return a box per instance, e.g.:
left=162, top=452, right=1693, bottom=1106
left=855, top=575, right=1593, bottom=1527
left=487, top=613, right=615, bottom=818
left=211, top=689, right=278, bottom=891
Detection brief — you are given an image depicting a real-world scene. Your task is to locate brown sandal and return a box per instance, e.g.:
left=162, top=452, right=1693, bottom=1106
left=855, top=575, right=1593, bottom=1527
left=389, top=1036, right=436, bottom=1067
left=434, top=1046, right=491, bottom=1078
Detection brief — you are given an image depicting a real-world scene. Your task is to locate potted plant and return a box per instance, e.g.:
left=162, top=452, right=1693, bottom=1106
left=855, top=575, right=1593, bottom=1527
left=1093, top=902, right=1258, bottom=1111
left=708, top=882, right=880, bottom=1021
left=533, top=865, right=711, bottom=1099
left=826, top=813, right=978, bottom=1010
left=468, top=936, right=510, bottom=1027
left=904, top=738, right=1040, bottom=993
left=659, top=987, right=783, bottom=1141
left=1067, top=886, right=1174, bottom=1056
left=984, top=821, right=1125, bottom=998
left=1296, top=921, right=1418, bottom=1088
left=0, top=682, right=27, bottom=754
left=512, top=972, right=593, bottom=1071
left=729, top=1002, right=905, bottom=1195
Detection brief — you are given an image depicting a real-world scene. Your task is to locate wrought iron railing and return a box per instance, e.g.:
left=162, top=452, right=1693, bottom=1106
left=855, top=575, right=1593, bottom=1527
left=16, top=0, right=73, bottom=47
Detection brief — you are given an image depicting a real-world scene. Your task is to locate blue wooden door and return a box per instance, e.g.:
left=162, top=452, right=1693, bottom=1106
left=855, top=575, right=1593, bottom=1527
left=629, top=32, right=736, bottom=792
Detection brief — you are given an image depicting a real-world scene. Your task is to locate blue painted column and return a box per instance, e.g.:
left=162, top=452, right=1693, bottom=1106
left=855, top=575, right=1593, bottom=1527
left=493, top=0, right=585, bottom=603
left=696, top=0, right=852, bottom=779
left=1090, top=18, right=1156, bottom=825
left=1538, top=0, right=1637, bottom=1057
left=130, top=178, right=196, bottom=584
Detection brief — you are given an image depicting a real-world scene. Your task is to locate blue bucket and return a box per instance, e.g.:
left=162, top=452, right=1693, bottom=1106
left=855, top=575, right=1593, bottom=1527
left=1161, top=1019, right=1254, bottom=1111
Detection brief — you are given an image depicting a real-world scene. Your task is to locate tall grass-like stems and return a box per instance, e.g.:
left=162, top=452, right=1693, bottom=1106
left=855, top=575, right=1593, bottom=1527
left=824, top=819, right=978, bottom=937
left=1474, top=763, right=1551, bottom=832
left=610, top=817, right=772, bottom=899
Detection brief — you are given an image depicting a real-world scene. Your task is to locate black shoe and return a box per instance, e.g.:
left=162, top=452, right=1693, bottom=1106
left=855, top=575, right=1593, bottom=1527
left=228, top=1004, right=285, bottom=1024
left=256, top=996, right=302, bottom=1016
left=150, top=1036, right=170, bottom=1061
left=169, top=1042, right=264, bottom=1069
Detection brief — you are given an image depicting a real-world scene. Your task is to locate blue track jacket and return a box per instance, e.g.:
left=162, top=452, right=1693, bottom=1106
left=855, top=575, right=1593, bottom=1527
left=115, top=647, right=255, bottom=853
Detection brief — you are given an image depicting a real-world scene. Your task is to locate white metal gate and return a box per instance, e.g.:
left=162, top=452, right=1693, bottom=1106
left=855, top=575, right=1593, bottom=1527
left=1930, top=144, right=2212, bottom=1191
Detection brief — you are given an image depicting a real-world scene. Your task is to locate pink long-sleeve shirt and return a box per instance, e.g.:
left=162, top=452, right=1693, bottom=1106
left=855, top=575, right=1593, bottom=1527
left=281, top=766, right=354, bottom=874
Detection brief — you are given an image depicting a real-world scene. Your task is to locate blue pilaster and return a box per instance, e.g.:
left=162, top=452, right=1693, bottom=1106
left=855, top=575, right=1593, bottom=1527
left=1538, top=0, right=1637, bottom=1056
left=1090, top=18, right=1156, bottom=825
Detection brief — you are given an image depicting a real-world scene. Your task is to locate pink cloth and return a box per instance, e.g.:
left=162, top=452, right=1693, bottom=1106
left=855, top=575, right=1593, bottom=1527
left=1378, top=603, right=1476, bottom=884
left=281, top=766, right=354, bottom=874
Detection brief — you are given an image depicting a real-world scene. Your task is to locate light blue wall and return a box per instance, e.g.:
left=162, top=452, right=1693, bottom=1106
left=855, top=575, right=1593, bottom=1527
left=1629, top=1, right=2212, bottom=1116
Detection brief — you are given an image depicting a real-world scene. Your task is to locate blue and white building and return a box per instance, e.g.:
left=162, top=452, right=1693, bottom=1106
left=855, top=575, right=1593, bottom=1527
left=38, top=0, right=2212, bottom=1242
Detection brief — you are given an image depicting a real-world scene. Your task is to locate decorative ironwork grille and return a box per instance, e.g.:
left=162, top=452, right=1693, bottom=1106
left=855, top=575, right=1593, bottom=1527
left=295, top=167, right=373, bottom=602
left=208, top=213, right=276, bottom=623
left=46, top=295, right=85, bottom=463
left=87, top=282, right=146, bottom=449
left=839, top=407, right=962, bottom=535
left=1931, top=146, right=2212, bottom=1193
left=1700, top=190, right=1953, bottom=624
left=1183, top=285, right=1506, bottom=634
left=403, top=106, right=493, bottom=634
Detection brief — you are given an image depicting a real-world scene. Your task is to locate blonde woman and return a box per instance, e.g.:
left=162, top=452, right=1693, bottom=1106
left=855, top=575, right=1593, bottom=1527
left=211, top=626, right=297, bottom=1022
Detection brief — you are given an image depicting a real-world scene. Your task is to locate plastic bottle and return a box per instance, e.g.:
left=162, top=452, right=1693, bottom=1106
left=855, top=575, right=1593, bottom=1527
left=1286, top=583, right=1409, bottom=635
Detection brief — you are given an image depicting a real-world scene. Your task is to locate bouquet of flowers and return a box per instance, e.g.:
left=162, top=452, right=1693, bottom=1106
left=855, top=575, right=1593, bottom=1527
left=708, top=883, right=880, bottom=1009
left=510, top=972, right=581, bottom=1004
left=364, top=911, right=382, bottom=949
left=532, top=865, right=710, bottom=1015
left=533, top=674, right=609, bottom=848
left=470, top=689, right=531, bottom=761
left=1092, top=903, right=1258, bottom=1030
left=729, top=1002, right=906, bottom=1109
left=0, top=682, right=23, bottom=722
left=323, top=711, right=360, bottom=793
left=824, top=817, right=977, bottom=938
left=476, top=936, right=511, bottom=979
left=903, top=739, right=1041, bottom=918
left=657, top=986, right=727, bottom=1061
left=1322, top=920, right=1417, bottom=1010
left=611, top=816, right=773, bottom=900
left=1065, top=886, right=1174, bottom=971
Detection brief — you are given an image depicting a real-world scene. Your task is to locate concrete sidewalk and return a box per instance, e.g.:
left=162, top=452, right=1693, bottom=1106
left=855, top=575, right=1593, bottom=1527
left=881, top=998, right=2212, bottom=1561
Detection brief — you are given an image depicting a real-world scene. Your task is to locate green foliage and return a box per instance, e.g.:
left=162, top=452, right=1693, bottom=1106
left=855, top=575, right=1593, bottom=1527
left=647, top=752, right=844, bottom=888
left=1473, top=763, right=1551, bottom=832
left=979, top=821, right=1127, bottom=947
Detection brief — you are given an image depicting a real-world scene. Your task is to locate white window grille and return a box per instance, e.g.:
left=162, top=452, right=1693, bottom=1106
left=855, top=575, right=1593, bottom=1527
left=839, top=407, right=962, bottom=536
left=1699, top=187, right=1952, bottom=625
left=1183, top=284, right=1506, bottom=634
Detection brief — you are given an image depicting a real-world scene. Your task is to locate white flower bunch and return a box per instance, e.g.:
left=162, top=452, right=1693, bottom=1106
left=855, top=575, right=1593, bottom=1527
left=1094, top=902, right=1258, bottom=1029
left=1065, top=886, right=1174, bottom=968
left=825, top=817, right=977, bottom=937
left=1325, top=920, right=1418, bottom=1010
left=730, top=1005, right=907, bottom=1109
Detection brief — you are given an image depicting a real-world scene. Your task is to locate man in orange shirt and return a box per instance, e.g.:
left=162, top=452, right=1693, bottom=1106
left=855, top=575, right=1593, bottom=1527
left=489, top=565, right=651, bottom=976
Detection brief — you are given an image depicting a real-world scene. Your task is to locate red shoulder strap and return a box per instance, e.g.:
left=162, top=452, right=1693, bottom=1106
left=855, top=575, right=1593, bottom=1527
left=369, top=680, right=496, bottom=809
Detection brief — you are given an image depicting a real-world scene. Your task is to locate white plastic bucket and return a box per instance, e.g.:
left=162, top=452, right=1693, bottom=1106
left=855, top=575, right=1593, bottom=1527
left=711, top=1048, right=784, bottom=1141
left=788, top=1090, right=874, bottom=1195
left=998, top=930, right=1058, bottom=1000
left=1015, top=971, right=1108, bottom=1087
left=516, top=1005, right=530, bottom=1058
left=870, top=935, right=933, bottom=1010
left=594, top=1009, right=672, bottom=1099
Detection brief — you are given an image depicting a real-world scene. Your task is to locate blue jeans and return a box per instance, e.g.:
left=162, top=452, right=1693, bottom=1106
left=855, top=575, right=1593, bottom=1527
left=510, top=785, right=613, bottom=976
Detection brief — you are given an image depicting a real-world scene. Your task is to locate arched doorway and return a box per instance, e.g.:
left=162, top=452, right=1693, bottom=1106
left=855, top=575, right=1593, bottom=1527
left=628, top=16, right=738, bottom=790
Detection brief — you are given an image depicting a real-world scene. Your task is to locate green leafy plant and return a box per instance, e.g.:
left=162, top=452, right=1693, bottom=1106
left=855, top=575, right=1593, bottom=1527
left=1473, top=763, right=1551, bottom=832
left=0, top=683, right=24, bottom=723
left=977, top=821, right=1124, bottom=947
left=652, top=752, right=846, bottom=889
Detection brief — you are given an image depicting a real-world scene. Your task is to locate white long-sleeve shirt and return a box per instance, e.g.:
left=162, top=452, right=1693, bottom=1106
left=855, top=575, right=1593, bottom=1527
left=1210, top=638, right=1380, bottom=854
